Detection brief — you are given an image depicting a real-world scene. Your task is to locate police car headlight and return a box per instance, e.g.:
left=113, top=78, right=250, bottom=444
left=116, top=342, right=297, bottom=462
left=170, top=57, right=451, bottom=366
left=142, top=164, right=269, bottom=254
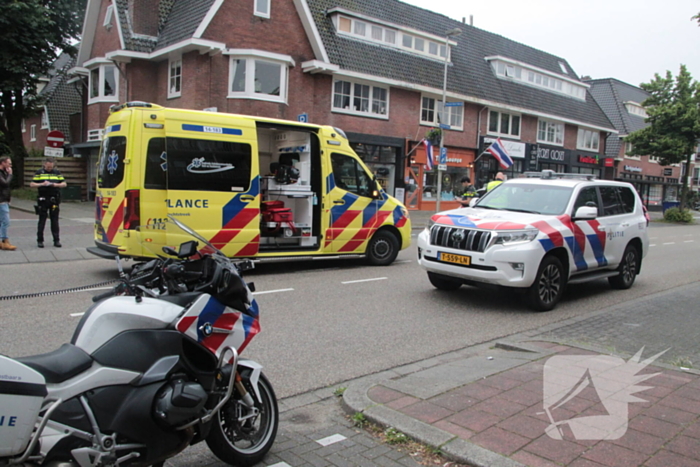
left=493, top=229, right=538, bottom=245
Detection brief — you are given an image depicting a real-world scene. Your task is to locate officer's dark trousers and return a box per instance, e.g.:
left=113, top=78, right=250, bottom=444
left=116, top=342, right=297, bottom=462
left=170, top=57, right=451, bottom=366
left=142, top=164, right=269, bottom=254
left=37, top=204, right=60, bottom=243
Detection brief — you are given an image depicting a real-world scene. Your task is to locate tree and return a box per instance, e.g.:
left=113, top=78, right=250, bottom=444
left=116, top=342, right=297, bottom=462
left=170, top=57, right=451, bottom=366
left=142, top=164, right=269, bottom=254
left=693, top=12, right=700, bottom=25
left=0, top=0, right=85, bottom=178
left=625, top=65, right=700, bottom=211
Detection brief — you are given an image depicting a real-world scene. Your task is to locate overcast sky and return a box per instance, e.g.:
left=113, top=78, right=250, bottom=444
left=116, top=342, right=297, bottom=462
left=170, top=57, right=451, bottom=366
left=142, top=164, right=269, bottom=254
left=402, top=0, right=700, bottom=88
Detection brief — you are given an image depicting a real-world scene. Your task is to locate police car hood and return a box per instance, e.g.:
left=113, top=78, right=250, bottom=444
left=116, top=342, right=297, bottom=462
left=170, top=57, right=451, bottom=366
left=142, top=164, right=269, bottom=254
left=430, top=207, right=553, bottom=230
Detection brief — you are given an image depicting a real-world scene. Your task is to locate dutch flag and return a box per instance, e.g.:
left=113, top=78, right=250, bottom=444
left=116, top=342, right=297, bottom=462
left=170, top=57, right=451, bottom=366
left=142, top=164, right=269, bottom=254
left=487, top=138, right=513, bottom=169
left=422, top=139, right=434, bottom=170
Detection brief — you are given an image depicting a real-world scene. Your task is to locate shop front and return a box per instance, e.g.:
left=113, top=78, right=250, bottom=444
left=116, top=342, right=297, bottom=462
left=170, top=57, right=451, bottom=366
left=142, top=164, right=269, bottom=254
left=528, top=143, right=570, bottom=174
left=617, top=164, right=680, bottom=210
left=347, top=133, right=405, bottom=200
left=570, top=151, right=604, bottom=178
left=475, top=137, right=528, bottom=188
left=404, top=142, right=475, bottom=211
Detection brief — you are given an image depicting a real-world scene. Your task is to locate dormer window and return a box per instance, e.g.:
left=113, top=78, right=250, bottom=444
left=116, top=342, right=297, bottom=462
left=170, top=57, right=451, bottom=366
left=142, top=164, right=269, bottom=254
left=331, top=10, right=450, bottom=61
left=487, top=56, right=587, bottom=101
left=254, top=0, right=270, bottom=18
left=103, top=4, right=114, bottom=30
left=624, top=102, right=647, bottom=118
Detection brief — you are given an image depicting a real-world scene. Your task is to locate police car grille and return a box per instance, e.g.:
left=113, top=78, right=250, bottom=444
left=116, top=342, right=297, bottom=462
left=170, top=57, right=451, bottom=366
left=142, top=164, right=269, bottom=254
left=430, top=226, right=491, bottom=253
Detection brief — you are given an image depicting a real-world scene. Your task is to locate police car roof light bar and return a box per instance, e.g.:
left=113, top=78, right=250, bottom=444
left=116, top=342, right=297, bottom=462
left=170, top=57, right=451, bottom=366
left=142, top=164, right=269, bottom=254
left=523, top=170, right=597, bottom=181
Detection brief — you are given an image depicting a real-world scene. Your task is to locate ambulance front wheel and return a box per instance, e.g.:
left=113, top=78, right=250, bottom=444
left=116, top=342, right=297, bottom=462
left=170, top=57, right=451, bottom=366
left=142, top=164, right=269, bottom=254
left=366, top=230, right=399, bottom=266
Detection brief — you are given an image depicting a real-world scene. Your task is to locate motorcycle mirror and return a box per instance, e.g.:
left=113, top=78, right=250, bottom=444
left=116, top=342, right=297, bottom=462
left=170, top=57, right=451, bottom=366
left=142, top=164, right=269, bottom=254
left=162, top=246, right=178, bottom=256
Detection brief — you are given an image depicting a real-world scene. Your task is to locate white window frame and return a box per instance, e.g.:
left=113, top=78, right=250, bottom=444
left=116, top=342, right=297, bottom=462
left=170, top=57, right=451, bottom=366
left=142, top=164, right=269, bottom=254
left=332, top=79, right=389, bottom=119
left=420, top=95, right=463, bottom=130
left=487, top=110, right=520, bottom=138
left=624, top=101, right=648, bottom=118
left=488, top=56, right=587, bottom=101
left=226, top=52, right=290, bottom=104
left=537, top=119, right=564, bottom=146
left=40, top=110, right=49, bottom=129
left=168, top=57, right=182, bottom=99
left=86, top=61, right=119, bottom=104
left=624, top=141, right=640, bottom=160
left=103, top=4, right=114, bottom=29
left=21, top=119, right=26, bottom=133
left=576, top=128, right=600, bottom=151
left=254, top=0, right=270, bottom=18
left=30, top=125, right=36, bottom=142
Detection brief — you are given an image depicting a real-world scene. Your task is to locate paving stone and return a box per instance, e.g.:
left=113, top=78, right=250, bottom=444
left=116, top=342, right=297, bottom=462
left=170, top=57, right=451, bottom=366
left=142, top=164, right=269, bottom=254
left=665, top=435, right=700, bottom=460
left=581, top=442, right=649, bottom=467
left=522, top=435, right=585, bottom=465
left=510, top=450, right=562, bottom=467
left=496, top=414, right=550, bottom=440
left=644, top=449, right=700, bottom=467
left=470, top=426, right=531, bottom=456
left=446, top=408, right=502, bottom=433
left=368, top=385, right=407, bottom=404
left=395, top=400, right=452, bottom=424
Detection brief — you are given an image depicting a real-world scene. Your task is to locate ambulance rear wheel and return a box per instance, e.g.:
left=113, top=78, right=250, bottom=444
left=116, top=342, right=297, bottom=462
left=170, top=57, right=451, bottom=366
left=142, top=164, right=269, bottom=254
left=366, top=230, right=399, bottom=266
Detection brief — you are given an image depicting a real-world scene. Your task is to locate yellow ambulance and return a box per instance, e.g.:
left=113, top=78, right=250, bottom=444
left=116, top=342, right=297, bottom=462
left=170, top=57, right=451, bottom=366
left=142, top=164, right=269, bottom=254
left=88, top=102, right=411, bottom=265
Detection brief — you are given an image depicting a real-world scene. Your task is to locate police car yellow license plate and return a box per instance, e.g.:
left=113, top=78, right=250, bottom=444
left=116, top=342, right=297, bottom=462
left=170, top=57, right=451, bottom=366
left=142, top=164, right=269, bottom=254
left=438, top=252, right=471, bottom=266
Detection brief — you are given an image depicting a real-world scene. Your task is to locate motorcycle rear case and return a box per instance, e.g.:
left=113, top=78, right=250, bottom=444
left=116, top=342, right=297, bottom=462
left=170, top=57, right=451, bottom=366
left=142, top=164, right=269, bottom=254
left=0, top=355, right=46, bottom=457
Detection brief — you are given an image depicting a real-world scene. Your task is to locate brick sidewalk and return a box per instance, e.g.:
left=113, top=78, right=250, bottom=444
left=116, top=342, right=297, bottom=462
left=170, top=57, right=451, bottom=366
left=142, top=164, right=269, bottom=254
left=367, top=342, right=700, bottom=467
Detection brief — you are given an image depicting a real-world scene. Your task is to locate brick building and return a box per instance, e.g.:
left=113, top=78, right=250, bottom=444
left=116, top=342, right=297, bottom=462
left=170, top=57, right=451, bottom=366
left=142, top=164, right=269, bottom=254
left=70, top=0, right=617, bottom=210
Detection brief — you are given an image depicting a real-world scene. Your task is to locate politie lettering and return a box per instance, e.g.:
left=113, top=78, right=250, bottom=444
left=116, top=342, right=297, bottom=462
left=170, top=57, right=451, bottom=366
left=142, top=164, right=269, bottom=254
left=165, top=199, right=209, bottom=209
left=0, top=415, right=17, bottom=426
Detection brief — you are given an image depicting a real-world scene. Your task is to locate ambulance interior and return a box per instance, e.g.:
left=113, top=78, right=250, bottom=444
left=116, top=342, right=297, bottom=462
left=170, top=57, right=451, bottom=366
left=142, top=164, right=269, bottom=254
left=256, top=125, right=323, bottom=251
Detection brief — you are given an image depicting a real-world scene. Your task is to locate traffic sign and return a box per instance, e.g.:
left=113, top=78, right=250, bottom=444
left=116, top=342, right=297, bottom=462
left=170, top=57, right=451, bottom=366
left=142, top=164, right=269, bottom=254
left=46, top=130, right=65, bottom=148
left=444, top=102, right=463, bottom=107
left=439, top=147, right=447, bottom=164
left=298, top=113, right=308, bottom=123
left=437, top=164, right=447, bottom=171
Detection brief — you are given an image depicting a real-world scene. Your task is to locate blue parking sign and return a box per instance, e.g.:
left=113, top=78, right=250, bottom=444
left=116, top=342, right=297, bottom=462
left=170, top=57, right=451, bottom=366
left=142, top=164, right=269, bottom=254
left=439, top=147, right=447, bottom=164
left=298, top=113, right=308, bottom=123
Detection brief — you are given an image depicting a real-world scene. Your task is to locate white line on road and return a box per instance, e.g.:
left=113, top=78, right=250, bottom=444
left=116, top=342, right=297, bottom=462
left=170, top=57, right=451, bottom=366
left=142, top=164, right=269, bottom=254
left=663, top=242, right=676, bottom=245
left=341, top=277, right=387, bottom=284
left=684, top=240, right=695, bottom=243
left=70, top=312, right=85, bottom=317
left=252, top=288, right=294, bottom=295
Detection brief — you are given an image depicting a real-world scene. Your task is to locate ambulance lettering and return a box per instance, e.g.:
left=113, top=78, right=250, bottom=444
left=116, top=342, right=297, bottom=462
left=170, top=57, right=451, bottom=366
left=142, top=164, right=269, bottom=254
left=165, top=199, right=210, bottom=208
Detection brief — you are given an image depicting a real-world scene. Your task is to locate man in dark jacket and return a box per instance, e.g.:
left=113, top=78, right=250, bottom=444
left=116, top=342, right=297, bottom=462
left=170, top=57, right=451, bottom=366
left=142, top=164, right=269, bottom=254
left=455, top=175, right=478, bottom=207
left=30, top=157, right=67, bottom=248
left=0, top=156, right=17, bottom=250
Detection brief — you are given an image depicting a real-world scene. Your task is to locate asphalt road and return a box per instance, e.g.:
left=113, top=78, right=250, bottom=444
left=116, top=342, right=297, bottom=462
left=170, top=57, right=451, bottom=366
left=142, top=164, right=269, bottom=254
left=1, top=223, right=698, bottom=399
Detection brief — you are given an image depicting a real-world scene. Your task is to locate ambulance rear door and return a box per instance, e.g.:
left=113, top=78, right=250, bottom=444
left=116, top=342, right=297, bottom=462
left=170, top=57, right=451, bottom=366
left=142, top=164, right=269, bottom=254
left=162, top=113, right=260, bottom=257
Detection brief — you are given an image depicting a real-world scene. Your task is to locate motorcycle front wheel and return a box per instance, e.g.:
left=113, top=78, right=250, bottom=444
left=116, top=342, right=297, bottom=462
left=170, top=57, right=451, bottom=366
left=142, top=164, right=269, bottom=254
left=206, top=371, right=279, bottom=467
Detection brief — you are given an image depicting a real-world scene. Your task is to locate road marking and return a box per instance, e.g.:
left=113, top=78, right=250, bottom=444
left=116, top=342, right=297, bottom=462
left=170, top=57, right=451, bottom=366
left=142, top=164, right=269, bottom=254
left=70, top=312, right=85, bottom=317
left=253, top=288, right=294, bottom=295
left=341, top=277, right=387, bottom=284
left=663, top=242, right=675, bottom=245
left=268, top=463, right=292, bottom=467
left=684, top=240, right=695, bottom=243
left=316, top=434, right=346, bottom=446
left=650, top=244, right=656, bottom=247
left=74, top=217, right=97, bottom=224
left=394, top=259, right=413, bottom=264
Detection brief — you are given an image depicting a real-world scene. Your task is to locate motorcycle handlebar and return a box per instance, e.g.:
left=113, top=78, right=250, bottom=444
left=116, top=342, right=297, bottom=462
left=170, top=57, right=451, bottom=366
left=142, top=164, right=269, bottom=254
left=92, top=289, right=117, bottom=302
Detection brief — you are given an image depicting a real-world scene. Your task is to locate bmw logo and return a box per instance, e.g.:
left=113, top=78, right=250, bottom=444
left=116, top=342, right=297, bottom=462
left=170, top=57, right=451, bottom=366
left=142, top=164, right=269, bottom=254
left=200, top=323, right=213, bottom=336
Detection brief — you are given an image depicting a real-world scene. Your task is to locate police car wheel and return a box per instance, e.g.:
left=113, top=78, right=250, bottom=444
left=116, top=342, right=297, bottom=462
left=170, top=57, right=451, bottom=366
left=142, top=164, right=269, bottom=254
left=528, top=256, right=565, bottom=312
left=608, top=245, right=639, bottom=290
left=428, top=272, right=462, bottom=291
left=366, top=230, right=399, bottom=266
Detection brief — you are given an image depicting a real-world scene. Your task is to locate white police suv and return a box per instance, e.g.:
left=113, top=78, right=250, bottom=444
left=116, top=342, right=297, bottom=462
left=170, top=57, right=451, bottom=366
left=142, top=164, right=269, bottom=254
left=416, top=171, right=649, bottom=311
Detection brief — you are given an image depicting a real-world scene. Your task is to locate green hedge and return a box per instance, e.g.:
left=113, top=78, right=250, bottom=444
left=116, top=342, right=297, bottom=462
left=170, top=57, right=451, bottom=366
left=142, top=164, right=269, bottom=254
left=664, top=207, right=694, bottom=223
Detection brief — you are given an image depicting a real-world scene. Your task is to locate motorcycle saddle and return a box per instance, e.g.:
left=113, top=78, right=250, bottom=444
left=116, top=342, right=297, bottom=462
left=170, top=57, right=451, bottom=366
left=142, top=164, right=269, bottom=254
left=17, top=343, right=93, bottom=384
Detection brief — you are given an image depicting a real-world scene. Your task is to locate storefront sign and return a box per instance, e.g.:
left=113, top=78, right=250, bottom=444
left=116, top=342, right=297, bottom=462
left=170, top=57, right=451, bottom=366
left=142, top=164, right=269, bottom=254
left=663, top=168, right=673, bottom=176
left=446, top=157, right=462, bottom=163
left=578, top=154, right=600, bottom=164
left=624, top=165, right=642, bottom=173
left=484, top=137, right=526, bottom=159
left=538, top=147, right=567, bottom=161
left=604, top=158, right=614, bottom=167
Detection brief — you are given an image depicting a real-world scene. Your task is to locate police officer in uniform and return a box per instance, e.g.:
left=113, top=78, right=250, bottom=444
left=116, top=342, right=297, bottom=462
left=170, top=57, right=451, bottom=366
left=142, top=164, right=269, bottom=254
left=30, top=157, right=67, bottom=248
left=486, top=172, right=506, bottom=192
left=455, top=176, right=478, bottom=207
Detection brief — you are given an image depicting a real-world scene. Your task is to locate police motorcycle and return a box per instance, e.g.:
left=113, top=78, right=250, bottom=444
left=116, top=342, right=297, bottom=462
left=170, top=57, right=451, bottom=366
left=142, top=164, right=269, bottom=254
left=0, top=216, right=278, bottom=467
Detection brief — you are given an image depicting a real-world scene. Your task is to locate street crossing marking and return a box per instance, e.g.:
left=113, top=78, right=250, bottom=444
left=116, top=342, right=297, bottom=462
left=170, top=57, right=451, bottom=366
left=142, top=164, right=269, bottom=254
left=341, top=277, right=387, bottom=284
left=315, top=433, right=346, bottom=446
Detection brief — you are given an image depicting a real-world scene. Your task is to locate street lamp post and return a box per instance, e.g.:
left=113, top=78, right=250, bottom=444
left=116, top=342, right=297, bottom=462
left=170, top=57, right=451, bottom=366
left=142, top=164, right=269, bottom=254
left=435, top=27, right=462, bottom=213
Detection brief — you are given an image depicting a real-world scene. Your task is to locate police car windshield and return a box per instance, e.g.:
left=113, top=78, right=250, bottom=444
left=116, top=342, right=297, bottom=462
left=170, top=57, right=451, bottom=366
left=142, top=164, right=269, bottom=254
left=475, top=183, right=573, bottom=216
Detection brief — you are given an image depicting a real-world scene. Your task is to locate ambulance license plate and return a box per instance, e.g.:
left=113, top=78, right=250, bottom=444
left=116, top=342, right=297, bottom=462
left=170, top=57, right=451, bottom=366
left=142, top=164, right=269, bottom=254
left=438, top=252, right=471, bottom=266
